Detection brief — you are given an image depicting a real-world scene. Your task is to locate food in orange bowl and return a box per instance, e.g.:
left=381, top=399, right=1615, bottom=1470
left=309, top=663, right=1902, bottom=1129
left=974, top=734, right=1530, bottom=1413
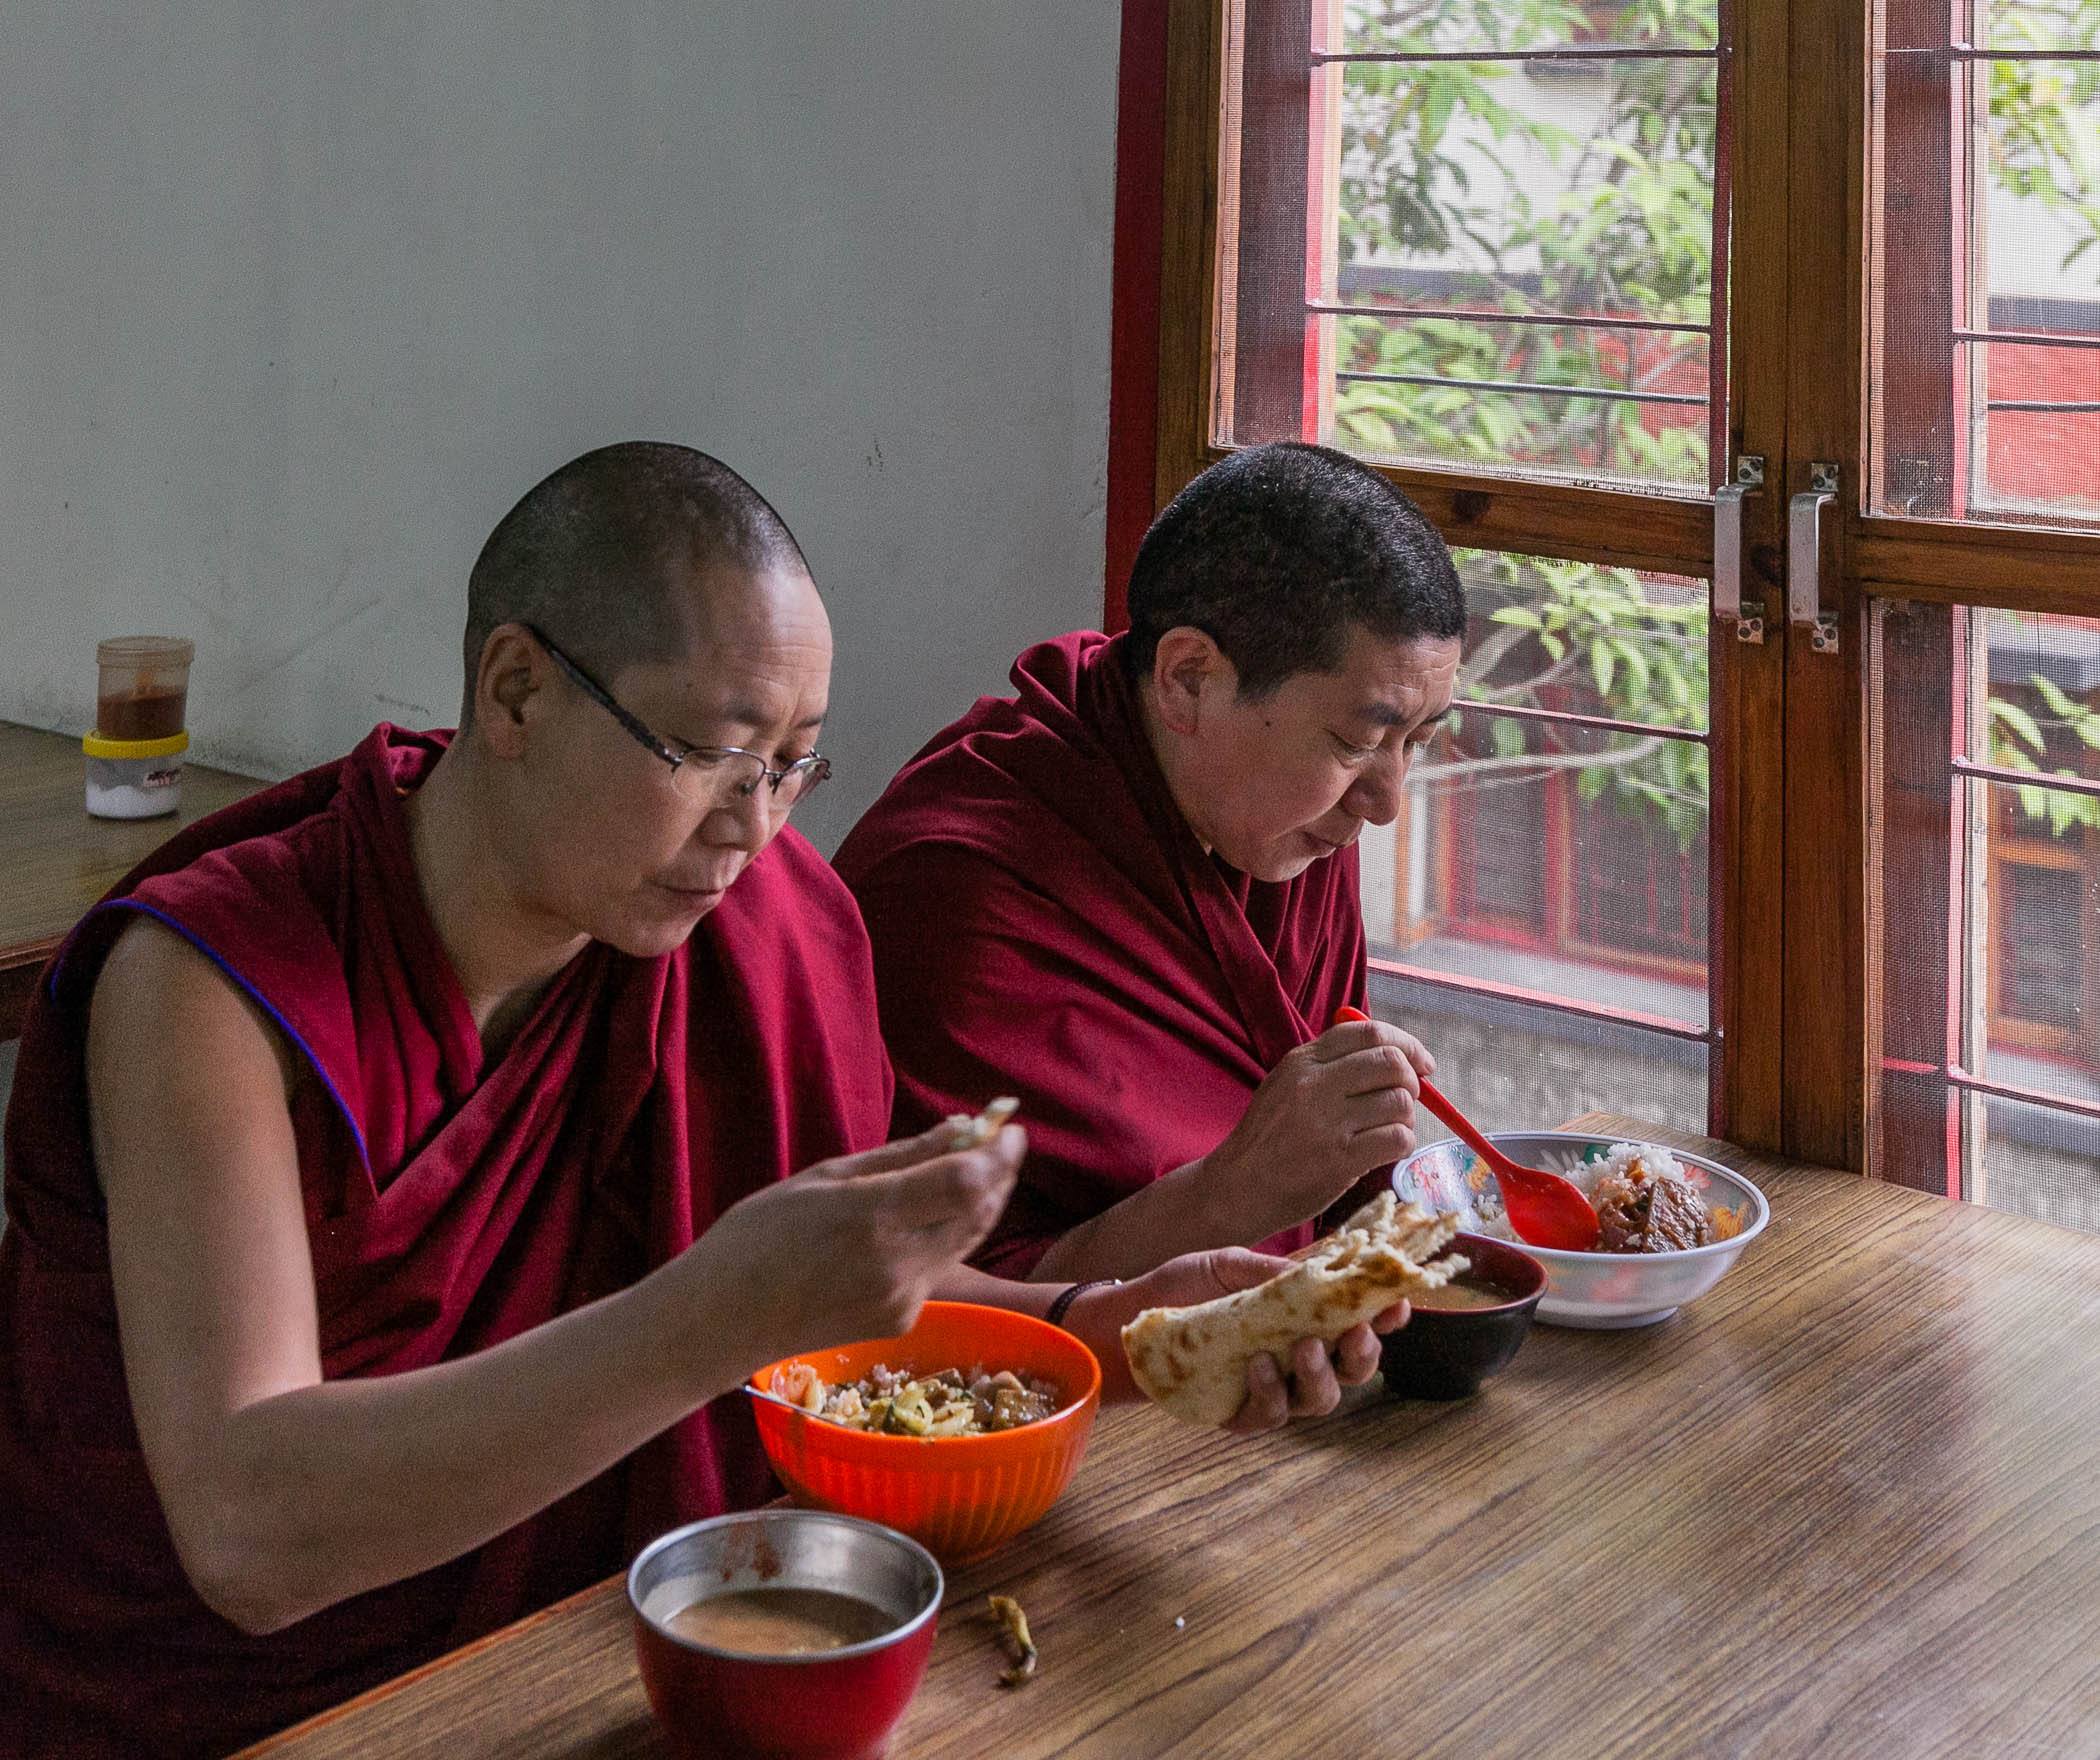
left=748, top=1302, right=1101, bottom=1564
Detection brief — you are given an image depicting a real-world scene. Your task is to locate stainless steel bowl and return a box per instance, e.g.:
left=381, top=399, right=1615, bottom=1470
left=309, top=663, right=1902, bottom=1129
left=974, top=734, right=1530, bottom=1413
left=629, top=1510, right=946, bottom=1759
left=628, top=1509, right=942, bottom=1659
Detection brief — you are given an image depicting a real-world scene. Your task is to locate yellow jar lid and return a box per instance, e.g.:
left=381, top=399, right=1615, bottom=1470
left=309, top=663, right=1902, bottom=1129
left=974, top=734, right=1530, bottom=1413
left=83, top=730, right=190, bottom=759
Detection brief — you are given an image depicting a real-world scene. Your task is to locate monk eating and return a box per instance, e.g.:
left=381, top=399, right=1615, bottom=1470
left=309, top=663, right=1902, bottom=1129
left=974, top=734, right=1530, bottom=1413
left=836, top=441, right=1465, bottom=1285
left=0, top=443, right=1400, bottom=1758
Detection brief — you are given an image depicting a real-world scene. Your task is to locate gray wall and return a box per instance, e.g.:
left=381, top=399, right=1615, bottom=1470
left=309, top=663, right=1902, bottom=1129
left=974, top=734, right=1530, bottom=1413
left=0, top=5, right=1121, bottom=851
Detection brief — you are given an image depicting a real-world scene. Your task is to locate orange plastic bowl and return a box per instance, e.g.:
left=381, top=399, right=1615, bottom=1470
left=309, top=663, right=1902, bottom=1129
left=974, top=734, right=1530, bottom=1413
left=748, top=1302, right=1101, bottom=1564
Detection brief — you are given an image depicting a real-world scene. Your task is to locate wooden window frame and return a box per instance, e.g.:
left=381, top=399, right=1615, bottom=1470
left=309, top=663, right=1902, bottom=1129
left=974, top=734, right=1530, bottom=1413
left=1132, top=0, right=1767, bottom=1150
left=1115, top=0, right=2100, bottom=1177
left=1863, top=0, right=2100, bottom=1192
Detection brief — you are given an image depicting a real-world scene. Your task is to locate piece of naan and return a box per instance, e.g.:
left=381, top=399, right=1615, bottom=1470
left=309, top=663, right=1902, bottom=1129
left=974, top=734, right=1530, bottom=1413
left=1120, top=1193, right=1466, bottom=1427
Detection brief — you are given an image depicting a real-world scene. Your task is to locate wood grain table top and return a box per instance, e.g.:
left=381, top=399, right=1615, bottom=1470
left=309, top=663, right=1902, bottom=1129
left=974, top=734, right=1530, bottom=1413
left=238, top=1114, right=2100, bottom=1760
left=0, top=719, right=269, bottom=1035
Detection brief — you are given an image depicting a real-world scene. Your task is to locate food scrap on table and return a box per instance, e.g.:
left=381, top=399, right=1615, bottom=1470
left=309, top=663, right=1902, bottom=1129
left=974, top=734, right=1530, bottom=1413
left=988, top=1595, right=1038, bottom=1687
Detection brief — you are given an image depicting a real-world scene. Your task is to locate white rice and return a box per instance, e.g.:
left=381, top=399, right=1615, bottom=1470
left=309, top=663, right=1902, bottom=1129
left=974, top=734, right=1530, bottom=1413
left=1468, top=1140, right=1685, bottom=1244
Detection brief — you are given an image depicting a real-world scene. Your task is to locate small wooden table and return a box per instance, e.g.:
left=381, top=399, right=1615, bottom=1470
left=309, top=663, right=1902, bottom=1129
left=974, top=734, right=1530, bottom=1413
left=239, top=1116, right=2100, bottom=1760
left=0, top=720, right=269, bottom=1036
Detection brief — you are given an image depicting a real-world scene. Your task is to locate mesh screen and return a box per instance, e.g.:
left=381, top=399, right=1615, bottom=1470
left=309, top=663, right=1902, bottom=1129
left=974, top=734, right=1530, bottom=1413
left=1971, top=339, right=2100, bottom=521
left=1979, top=1095, right=2100, bottom=1232
left=1341, top=0, right=1718, bottom=55
left=1364, top=979, right=1710, bottom=1143
left=1360, top=542, right=1713, bottom=1139
left=1873, top=602, right=2100, bottom=1230
left=1979, top=611, right=2100, bottom=1098
left=1330, top=314, right=1712, bottom=483
left=1871, top=9, right=2100, bottom=528
left=1219, top=0, right=1724, bottom=489
left=1454, top=549, right=1707, bottom=738
left=1369, top=712, right=1710, bottom=1016
left=1987, top=0, right=2100, bottom=52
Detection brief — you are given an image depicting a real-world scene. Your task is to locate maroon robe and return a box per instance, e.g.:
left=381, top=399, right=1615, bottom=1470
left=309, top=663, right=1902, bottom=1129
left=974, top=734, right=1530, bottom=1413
left=0, top=725, right=892, bottom=1758
left=834, top=631, right=1365, bottom=1278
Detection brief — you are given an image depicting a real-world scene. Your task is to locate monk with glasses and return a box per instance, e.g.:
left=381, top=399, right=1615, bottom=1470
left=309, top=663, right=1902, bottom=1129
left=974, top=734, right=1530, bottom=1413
left=0, top=442, right=1403, bottom=1758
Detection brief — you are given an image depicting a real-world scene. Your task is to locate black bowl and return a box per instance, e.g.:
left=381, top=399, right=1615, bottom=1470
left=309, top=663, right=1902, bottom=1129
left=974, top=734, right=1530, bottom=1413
left=1380, top=1233, right=1548, bottom=1400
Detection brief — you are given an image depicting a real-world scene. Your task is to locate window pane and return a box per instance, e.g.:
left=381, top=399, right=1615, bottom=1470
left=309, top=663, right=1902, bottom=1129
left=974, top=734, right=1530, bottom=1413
left=1365, top=976, right=1710, bottom=1143
left=1217, top=1, right=1725, bottom=491
left=1871, top=19, right=2100, bottom=529
left=1455, top=550, right=1709, bottom=736
left=1998, top=862, right=2085, bottom=1028
left=1368, top=707, right=1711, bottom=1022
left=1981, top=609, right=2100, bottom=1094
left=1969, top=339, right=2100, bottom=521
left=1979, top=1094, right=2100, bottom=1232
left=1572, top=786, right=1711, bottom=959
left=1360, top=546, right=1712, bottom=1133
left=1987, top=0, right=2100, bottom=53
left=1342, top=0, right=1718, bottom=56
left=1873, top=603, right=2100, bottom=1230
left=1333, top=313, right=1711, bottom=484
left=1987, top=58, right=2100, bottom=304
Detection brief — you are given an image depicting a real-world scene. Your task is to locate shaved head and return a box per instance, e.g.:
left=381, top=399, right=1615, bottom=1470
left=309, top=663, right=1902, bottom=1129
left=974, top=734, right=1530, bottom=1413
left=464, top=442, right=809, bottom=714
left=1125, top=442, right=1464, bottom=700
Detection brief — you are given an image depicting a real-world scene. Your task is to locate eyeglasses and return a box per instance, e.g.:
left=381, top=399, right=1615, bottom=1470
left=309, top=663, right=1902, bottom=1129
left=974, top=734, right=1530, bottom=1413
left=525, top=625, right=832, bottom=810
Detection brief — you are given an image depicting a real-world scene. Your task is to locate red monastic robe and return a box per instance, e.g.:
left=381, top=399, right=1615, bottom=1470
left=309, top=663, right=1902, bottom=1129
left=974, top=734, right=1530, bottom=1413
left=0, top=726, right=891, bottom=1758
left=834, top=631, right=1366, bottom=1278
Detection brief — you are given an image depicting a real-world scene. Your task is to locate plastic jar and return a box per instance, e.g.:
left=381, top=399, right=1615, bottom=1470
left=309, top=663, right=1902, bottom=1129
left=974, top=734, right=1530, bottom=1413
left=96, top=636, right=194, bottom=740
left=86, top=636, right=195, bottom=819
left=84, top=730, right=189, bottom=818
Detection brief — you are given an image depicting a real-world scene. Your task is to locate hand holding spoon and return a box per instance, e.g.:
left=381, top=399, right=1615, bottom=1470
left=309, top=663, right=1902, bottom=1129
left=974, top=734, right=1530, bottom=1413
left=1332, top=1007, right=1600, bottom=1251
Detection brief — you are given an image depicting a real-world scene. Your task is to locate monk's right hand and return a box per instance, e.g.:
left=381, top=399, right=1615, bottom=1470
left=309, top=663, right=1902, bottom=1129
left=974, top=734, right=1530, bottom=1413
left=1201, top=1015, right=1433, bottom=1240
left=669, top=1120, right=1024, bottom=1382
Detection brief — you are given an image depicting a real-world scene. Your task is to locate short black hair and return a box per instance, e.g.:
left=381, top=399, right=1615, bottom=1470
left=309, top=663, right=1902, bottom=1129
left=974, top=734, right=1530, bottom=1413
left=464, top=441, right=807, bottom=708
left=1123, top=441, right=1465, bottom=698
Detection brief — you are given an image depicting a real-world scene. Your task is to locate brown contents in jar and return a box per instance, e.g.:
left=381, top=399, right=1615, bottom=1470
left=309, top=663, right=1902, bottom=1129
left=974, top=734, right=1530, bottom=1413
left=97, top=686, right=188, bottom=741
left=664, top=1586, right=896, bottom=1655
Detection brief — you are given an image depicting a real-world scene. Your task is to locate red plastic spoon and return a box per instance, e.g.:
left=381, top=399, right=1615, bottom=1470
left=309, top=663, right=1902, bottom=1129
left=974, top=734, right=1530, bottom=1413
left=1333, top=1006, right=1601, bottom=1251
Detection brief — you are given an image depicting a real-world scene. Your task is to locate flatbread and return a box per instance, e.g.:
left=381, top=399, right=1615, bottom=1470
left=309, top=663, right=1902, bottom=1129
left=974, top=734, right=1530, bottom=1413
left=1120, top=1193, right=1466, bottom=1427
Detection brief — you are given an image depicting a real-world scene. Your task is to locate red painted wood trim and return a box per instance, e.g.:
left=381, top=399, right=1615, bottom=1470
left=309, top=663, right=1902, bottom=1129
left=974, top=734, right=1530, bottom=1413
left=1104, top=0, right=1173, bottom=631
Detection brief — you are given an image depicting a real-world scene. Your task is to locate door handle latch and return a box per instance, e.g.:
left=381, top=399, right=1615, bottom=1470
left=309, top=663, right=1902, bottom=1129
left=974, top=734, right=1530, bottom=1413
left=1788, top=462, right=1841, bottom=655
left=1713, top=454, right=1766, bottom=643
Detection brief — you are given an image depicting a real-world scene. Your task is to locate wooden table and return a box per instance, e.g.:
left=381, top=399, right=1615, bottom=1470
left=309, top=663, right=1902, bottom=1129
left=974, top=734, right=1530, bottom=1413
left=0, top=720, right=269, bottom=1036
left=238, top=1115, right=2100, bottom=1760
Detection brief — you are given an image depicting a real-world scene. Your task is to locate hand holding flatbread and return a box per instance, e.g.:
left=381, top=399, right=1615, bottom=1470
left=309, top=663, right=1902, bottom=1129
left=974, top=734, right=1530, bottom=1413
left=1121, top=1193, right=1465, bottom=1428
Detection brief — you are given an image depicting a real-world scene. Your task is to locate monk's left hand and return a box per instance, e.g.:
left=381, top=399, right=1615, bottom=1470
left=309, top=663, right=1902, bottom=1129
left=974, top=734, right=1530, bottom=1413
left=1062, top=1248, right=1407, bottom=1430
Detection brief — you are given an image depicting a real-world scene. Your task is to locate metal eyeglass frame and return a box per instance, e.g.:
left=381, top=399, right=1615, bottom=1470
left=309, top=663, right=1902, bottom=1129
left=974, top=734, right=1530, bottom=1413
left=523, top=624, right=831, bottom=806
